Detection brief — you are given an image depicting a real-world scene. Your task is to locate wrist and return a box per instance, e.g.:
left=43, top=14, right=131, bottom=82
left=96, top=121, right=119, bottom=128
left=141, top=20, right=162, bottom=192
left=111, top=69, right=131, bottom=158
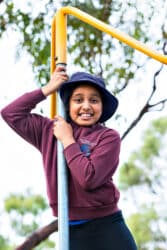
left=62, top=137, right=75, bottom=149
left=41, top=84, right=54, bottom=97
left=42, top=79, right=59, bottom=96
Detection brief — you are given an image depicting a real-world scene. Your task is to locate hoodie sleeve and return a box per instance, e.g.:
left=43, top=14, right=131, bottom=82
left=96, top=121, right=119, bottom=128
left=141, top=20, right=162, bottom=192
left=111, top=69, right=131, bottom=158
left=64, top=129, right=121, bottom=191
left=1, top=89, right=48, bottom=151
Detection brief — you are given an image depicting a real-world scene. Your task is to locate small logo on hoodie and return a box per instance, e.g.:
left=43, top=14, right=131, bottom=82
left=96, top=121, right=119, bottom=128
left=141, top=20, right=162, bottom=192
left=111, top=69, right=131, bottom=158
left=80, top=144, right=90, bottom=157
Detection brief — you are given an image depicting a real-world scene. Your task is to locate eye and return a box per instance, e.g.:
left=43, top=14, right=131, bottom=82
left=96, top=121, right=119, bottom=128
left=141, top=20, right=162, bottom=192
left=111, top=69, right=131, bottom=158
left=90, top=98, right=99, bottom=104
left=73, top=98, right=83, bottom=103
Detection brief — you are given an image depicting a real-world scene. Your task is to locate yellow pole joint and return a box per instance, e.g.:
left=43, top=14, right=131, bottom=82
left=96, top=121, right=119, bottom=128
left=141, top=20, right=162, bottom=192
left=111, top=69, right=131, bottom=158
left=58, top=6, right=167, bottom=65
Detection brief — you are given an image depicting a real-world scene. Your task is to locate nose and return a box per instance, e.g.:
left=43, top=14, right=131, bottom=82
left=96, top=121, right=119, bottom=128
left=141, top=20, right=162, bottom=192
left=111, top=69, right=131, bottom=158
left=82, top=100, right=91, bottom=110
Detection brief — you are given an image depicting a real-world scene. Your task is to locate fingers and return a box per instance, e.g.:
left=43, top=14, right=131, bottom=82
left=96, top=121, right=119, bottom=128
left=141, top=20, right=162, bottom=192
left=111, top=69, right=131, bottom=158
left=54, top=116, right=63, bottom=127
left=56, top=65, right=66, bottom=72
left=54, top=115, right=64, bottom=123
left=53, top=66, right=69, bottom=80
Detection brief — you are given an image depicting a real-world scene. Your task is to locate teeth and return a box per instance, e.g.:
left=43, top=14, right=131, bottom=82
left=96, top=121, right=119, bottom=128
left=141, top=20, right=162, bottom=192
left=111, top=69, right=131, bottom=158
left=80, top=113, right=92, bottom=117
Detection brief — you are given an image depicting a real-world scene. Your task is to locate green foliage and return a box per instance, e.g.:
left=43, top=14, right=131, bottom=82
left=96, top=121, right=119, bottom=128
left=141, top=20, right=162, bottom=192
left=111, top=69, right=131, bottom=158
left=119, top=160, right=143, bottom=189
left=127, top=205, right=167, bottom=250
left=1, top=0, right=165, bottom=90
left=0, top=235, right=13, bottom=250
left=119, top=117, right=167, bottom=249
left=127, top=207, right=158, bottom=247
left=119, top=117, right=167, bottom=190
left=34, top=239, right=55, bottom=250
left=140, top=130, right=160, bottom=161
left=11, top=219, right=38, bottom=236
left=62, top=0, right=111, bottom=74
left=1, top=190, right=55, bottom=248
left=148, top=117, right=167, bottom=136
left=0, top=0, right=54, bottom=84
left=140, top=117, right=167, bottom=162
left=4, top=190, right=48, bottom=236
left=5, top=190, right=48, bottom=215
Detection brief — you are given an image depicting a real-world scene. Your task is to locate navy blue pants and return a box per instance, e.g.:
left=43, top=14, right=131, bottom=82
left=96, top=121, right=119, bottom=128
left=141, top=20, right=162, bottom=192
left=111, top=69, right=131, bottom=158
left=70, top=211, right=137, bottom=250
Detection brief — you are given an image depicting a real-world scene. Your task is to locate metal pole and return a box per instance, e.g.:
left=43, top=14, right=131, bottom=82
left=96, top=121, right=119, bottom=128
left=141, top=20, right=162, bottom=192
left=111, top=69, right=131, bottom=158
left=55, top=10, right=69, bottom=250
left=50, top=10, right=69, bottom=250
left=57, top=93, right=69, bottom=250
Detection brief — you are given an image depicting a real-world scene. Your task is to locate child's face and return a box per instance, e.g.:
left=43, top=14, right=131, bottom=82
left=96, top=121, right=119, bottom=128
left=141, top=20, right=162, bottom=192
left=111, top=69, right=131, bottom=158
left=69, top=84, right=103, bottom=126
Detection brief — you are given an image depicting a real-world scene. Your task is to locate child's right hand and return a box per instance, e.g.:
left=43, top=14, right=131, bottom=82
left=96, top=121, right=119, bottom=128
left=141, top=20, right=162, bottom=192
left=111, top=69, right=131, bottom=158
left=42, top=66, right=69, bottom=96
left=53, top=115, right=75, bottom=148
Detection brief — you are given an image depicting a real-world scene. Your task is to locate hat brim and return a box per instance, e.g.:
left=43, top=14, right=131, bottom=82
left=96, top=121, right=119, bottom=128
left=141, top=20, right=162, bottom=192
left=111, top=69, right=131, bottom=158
left=59, top=79, right=118, bottom=123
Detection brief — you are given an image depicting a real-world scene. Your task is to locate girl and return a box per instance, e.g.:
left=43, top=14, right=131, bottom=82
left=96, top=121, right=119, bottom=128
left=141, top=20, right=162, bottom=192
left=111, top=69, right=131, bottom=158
left=1, top=66, right=137, bottom=250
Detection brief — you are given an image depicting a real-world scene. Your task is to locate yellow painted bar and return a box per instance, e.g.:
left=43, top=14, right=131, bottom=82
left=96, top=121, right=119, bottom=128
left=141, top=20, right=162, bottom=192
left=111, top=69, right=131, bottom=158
left=50, top=17, right=56, bottom=119
left=51, top=6, right=167, bottom=118
left=58, top=6, right=167, bottom=64
left=55, top=10, right=67, bottom=65
left=50, top=11, right=67, bottom=118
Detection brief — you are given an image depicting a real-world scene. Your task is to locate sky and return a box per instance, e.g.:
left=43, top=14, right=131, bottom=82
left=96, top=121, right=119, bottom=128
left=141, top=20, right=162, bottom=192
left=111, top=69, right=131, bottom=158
left=0, top=33, right=55, bottom=242
left=0, top=1, right=167, bottom=245
left=0, top=36, right=48, bottom=196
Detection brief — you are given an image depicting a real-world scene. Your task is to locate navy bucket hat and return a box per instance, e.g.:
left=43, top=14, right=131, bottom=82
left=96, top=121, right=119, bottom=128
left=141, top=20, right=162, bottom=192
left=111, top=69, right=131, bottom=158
left=59, top=72, right=118, bottom=123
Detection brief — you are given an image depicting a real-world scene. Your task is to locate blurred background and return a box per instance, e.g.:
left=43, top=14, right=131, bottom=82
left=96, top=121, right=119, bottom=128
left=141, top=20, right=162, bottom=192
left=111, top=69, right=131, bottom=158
left=0, top=0, right=167, bottom=249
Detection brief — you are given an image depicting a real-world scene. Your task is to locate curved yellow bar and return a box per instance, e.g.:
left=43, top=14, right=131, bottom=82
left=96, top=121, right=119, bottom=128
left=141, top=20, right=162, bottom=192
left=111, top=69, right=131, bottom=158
left=59, top=6, right=167, bottom=64
left=51, top=6, right=167, bottom=118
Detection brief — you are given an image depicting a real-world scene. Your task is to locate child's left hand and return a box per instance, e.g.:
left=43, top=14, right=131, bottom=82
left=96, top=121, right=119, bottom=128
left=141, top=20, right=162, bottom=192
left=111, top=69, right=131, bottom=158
left=53, top=115, right=75, bottom=148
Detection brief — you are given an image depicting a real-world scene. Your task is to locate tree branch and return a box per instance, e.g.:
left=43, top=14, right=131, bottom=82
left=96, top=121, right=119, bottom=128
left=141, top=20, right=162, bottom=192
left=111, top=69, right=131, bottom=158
left=15, top=219, right=58, bottom=250
left=121, top=41, right=167, bottom=140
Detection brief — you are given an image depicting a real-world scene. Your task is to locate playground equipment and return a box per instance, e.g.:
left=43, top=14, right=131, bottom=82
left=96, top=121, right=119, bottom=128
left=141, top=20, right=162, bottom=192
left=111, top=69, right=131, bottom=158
left=51, top=6, right=167, bottom=250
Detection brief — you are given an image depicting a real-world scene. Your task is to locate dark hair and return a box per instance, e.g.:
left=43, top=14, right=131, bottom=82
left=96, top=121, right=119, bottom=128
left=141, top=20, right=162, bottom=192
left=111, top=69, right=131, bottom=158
left=62, top=85, right=75, bottom=122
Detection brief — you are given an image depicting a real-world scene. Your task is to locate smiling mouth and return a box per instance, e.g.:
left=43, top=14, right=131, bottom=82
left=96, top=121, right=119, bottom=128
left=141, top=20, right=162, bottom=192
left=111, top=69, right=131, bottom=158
left=79, top=113, right=93, bottom=118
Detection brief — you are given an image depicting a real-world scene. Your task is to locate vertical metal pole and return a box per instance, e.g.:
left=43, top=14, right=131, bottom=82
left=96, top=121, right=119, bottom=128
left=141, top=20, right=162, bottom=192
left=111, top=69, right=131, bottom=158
left=57, top=93, right=69, bottom=250
left=55, top=10, right=69, bottom=250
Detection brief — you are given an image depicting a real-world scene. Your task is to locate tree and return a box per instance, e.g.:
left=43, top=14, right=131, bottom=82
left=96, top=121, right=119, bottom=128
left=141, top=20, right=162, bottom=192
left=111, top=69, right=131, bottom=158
left=0, top=0, right=166, bottom=137
left=119, top=117, right=167, bottom=249
left=1, top=189, right=55, bottom=249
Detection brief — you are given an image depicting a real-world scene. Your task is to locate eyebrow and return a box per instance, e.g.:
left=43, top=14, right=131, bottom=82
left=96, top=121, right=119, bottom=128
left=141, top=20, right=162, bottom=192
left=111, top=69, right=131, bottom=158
left=72, top=93, right=101, bottom=98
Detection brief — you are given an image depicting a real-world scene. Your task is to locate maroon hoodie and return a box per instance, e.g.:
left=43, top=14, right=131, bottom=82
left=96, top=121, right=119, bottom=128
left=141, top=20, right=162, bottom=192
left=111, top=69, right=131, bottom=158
left=1, top=89, right=121, bottom=220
